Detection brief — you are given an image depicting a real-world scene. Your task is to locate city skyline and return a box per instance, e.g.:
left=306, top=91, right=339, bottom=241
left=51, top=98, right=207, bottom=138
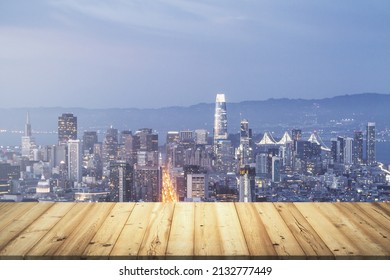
left=1, top=1, right=390, bottom=108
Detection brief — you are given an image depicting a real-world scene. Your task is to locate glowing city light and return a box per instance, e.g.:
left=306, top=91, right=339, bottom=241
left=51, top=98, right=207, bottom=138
left=162, top=165, right=177, bottom=202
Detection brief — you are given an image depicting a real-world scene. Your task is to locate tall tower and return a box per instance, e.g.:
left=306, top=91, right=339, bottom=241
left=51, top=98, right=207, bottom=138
left=109, top=160, right=134, bottom=202
left=239, top=118, right=252, bottom=165
left=67, top=139, right=82, bottom=183
left=213, top=93, right=228, bottom=145
left=25, top=112, right=32, bottom=137
left=366, top=122, right=376, bottom=165
left=82, top=131, right=98, bottom=155
left=353, top=131, right=363, bottom=165
left=21, top=112, right=35, bottom=159
left=58, top=113, right=77, bottom=145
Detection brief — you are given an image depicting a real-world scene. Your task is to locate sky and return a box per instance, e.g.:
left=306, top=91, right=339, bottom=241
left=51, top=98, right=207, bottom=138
left=0, top=0, right=389, bottom=108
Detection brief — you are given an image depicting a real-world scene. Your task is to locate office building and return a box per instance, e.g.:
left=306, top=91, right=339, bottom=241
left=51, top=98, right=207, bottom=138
left=134, top=165, right=161, bottom=202
left=67, top=139, right=82, bottom=183
left=239, top=165, right=256, bottom=202
left=366, top=122, right=376, bottom=165
left=184, top=165, right=208, bottom=202
left=82, top=131, right=98, bottom=155
left=21, top=112, right=36, bottom=159
left=272, top=157, right=281, bottom=183
left=213, top=93, right=228, bottom=145
left=58, top=113, right=77, bottom=144
left=353, top=131, right=363, bottom=165
left=109, top=160, right=134, bottom=202
left=195, top=129, right=208, bottom=145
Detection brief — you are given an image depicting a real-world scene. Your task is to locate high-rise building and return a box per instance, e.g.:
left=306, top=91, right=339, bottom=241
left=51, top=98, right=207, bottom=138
left=213, top=93, right=228, bottom=145
left=21, top=112, right=36, bottom=159
left=179, top=130, right=194, bottom=143
left=82, top=131, right=98, bottom=155
left=239, top=165, right=256, bottom=202
left=343, top=137, right=353, bottom=165
left=366, top=122, right=376, bottom=165
left=67, top=139, right=82, bottom=183
left=58, top=113, right=77, bottom=145
left=291, top=129, right=302, bottom=151
left=109, top=160, right=134, bottom=202
left=119, top=130, right=134, bottom=164
left=166, top=131, right=180, bottom=165
left=133, top=128, right=158, bottom=167
left=184, top=165, right=208, bottom=202
left=194, top=129, right=208, bottom=145
left=102, top=127, right=119, bottom=177
left=134, top=165, right=161, bottom=202
left=272, top=157, right=281, bottom=183
left=239, top=119, right=252, bottom=165
left=353, top=131, right=363, bottom=165
left=255, top=153, right=268, bottom=177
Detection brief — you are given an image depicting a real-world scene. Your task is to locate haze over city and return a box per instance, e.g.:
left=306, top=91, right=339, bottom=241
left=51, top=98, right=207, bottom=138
left=1, top=0, right=390, bottom=108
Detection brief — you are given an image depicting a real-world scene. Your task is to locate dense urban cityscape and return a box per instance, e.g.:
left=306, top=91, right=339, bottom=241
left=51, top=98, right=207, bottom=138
left=0, top=93, right=389, bottom=203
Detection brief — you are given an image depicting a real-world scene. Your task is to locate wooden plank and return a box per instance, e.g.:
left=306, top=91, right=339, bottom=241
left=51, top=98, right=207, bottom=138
left=0, top=203, right=16, bottom=213
left=166, top=203, right=194, bottom=257
left=52, top=202, right=115, bottom=258
left=296, top=203, right=387, bottom=258
left=82, top=203, right=135, bottom=258
left=375, top=202, right=390, bottom=215
left=0, top=203, right=76, bottom=258
left=235, top=203, right=277, bottom=258
left=275, top=203, right=333, bottom=259
left=110, top=203, right=156, bottom=258
left=0, top=203, right=54, bottom=251
left=253, top=203, right=305, bottom=258
left=0, top=203, right=38, bottom=231
left=138, top=203, right=175, bottom=258
left=333, top=203, right=390, bottom=255
left=194, top=203, right=249, bottom=258
left=354, top=203, right=390, bottom=232
left=25, top=203, right=95, bottom=258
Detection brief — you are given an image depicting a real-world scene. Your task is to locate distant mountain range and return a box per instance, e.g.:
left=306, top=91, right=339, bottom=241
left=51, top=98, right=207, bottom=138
left=0, top=93, right=389, bottom=139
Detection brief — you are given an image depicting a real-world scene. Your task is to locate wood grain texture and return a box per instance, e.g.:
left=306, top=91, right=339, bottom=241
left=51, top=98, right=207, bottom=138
left=0, top=202, right=388, bottom=259
left=235, top=203, right=277, bottom=257
left=295, top=203, right=388, bottom=259
left=83, top=203, right=135, bottom=258
left=332, top=203, right=390, bottom=255
left=194, top=203, right=249, bottom=258
left=0, top=203, right=75, bottom=258
left=110, top=203, right=156, bottom=258
left=25, top=203, right=95, bottom=258
left=0, top=203, right=53, bottom=251
left=0, top=203, right=38, bottom=231
left=51, top=202, right=115, bottom=258
left=275, top=203, right=333, bottom=258
left=254, top=203, right=305, bottom=258
left=166, top=203, right=194, bottom=257
left=138, top=203, right=174, bottom=258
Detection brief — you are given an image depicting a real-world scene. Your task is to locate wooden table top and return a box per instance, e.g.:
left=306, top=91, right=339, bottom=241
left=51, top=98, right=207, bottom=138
left=0, top=202, right=389, bottom=259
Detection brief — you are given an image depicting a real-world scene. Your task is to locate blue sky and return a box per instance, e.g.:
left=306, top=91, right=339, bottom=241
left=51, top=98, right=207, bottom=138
left=0, top=0, right=389, bottom=108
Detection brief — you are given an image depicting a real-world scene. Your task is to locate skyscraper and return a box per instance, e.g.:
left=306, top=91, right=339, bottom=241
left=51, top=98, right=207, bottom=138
left=109, top=160, right=134, bottom=202
left=67, top=139, right=82, bottom=183
left=366, top=122, right=376, bottom=165
left=82, top=131, right=98, bottom=155
left=21, top=112, right=35, bottom=159
left=239, top=165, right=255, bottom=202
left=353, top=131, right=363, bottom=165
left=213, top=93, right=228, bottom=145
left=239, top=118, right=252, bottom=165
left=102, top=127, right=119, bottom=176
left=343, top=137, right=353, bottom=165
left=58, top=113, right=77, bottom=145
